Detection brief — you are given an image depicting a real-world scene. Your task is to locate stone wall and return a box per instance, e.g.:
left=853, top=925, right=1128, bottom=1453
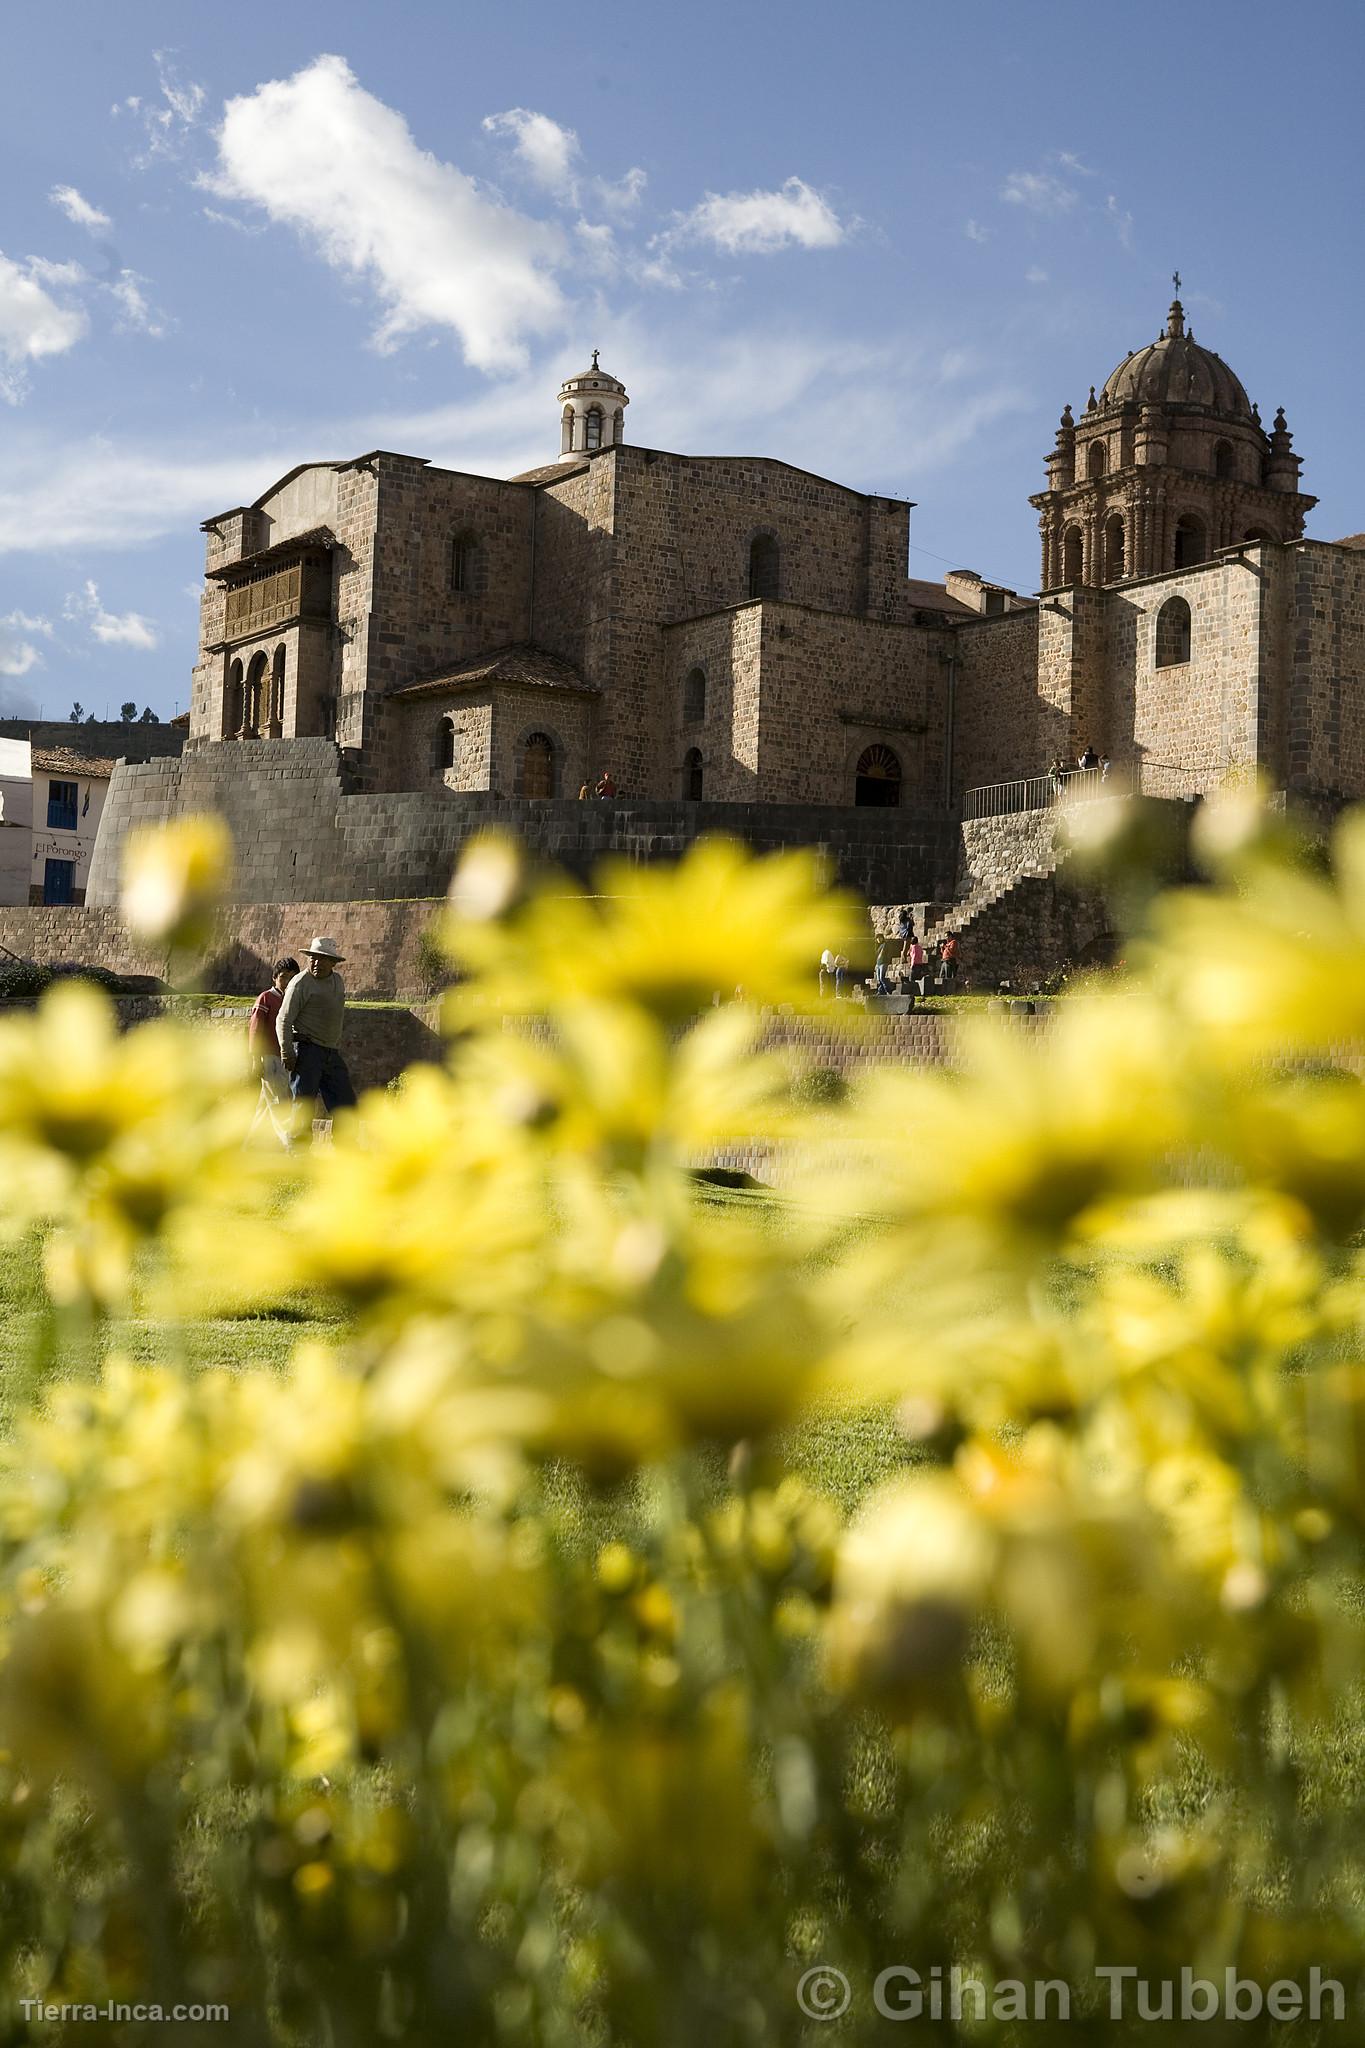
left=951, top=609, right=1044, bottom=795
left=1114, top=554, right=1264, bottom=797
left=0, top=899, right=448, bottom=999
left=86, top=741, right=960, bottom=913
left=1283, top=542, right=1365, bottom=799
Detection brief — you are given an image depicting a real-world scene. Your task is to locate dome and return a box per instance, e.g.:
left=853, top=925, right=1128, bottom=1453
left=557, top=348, right=627, bottom=398
left=1099, top=301, right=1252, bottom=419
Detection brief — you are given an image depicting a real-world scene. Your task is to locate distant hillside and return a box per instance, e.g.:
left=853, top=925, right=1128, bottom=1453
left=0, top=719, right=185, bottom=763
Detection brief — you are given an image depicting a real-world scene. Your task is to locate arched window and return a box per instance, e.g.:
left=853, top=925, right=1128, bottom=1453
left=1104, top=514, right=1126, bottom=583
left=516, top=731, right=556, bottom=799
left=438, top=716, right=456, bottom=771
left=1154, top=596, right=1192, bottom=668
left=584, top=406, right=603, bottom=451
left=1243, top=525, right=1277, bottom=545
left=245, top=651, right=269, bottom=736
left=561, top=406, right=575, bottom=455
left=270, top=645, right=286, bottom=734
left=451, top=532, right=479, bottom=594
left=225, top=659, right=244, bottom=739
left=748, top=533, right=780, bottom=600
left=1062, top=525, right=1084, bottom=584
left=612, top=408, right=624, bottom=445
left=1087, top=440, right=1107, bottom=480
left=683, top=667, right=706, bottom=724
left=1173, top=515, right=1206, bottom=569
left=855, top=744, right=902, bottom=808
left=1213, top=441, right=1234, bottom=480
left=683, top=747, right=704, bottom=801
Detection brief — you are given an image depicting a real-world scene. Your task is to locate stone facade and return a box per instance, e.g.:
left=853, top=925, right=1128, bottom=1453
left=86, top=738, right=959, bottom=912
left=75, top=311, right=1349, bottom=947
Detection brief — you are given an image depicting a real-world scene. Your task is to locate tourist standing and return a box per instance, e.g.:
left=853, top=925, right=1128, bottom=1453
left=246, top=956, right=299, bottom=1147
left=278, top=936, right=357, bottom=1123
left=595, top=770, right=617, bottom=799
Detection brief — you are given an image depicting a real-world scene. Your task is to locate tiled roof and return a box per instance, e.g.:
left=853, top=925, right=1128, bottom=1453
left=32, top=746, right=117, bottom=777
left=390, top=644, right=597, bottom=702
left=1335, top=533, right=1365, bottom=551
left=904, top=578, right=978, bottom=616
left=206, top=526, right=336, bottom=580
left=505, top=457, right=591, bottom=486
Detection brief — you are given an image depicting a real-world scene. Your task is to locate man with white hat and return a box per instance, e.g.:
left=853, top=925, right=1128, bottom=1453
left=277, top=935, right=357, bottom=1121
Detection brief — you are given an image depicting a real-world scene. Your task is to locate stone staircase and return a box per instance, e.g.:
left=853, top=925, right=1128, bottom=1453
left=870, top=802, right=1109, bottom=990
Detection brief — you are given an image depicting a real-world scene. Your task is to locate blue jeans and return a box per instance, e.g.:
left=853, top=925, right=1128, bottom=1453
left=290, top=1039, right=357, bottom=1114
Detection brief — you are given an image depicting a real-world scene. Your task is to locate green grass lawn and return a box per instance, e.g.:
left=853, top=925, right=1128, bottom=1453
left=0, top=1229, right=344, bottom=1423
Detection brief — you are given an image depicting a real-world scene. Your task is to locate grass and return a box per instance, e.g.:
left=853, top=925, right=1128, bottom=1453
left=0, top=1228, right=343, bottom=1422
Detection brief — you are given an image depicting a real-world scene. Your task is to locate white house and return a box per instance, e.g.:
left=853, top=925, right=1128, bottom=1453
left=0, top=740, right=115, bottom=906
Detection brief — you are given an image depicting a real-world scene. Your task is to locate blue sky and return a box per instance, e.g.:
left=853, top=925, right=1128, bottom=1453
left=2, top=0, right=1361, bottom=719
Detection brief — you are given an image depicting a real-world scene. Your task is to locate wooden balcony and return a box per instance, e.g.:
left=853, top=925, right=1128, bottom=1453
left=223, top=558, right=331, bottom=642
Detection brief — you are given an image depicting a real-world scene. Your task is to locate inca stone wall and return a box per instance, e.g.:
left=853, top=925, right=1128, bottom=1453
left=950, top=610, right=1045, bottom=792
left=86, top=741, right=959, bottom=912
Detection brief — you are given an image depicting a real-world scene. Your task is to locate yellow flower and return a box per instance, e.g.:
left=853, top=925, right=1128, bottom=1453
left=120, top=813, right=231, bottom=949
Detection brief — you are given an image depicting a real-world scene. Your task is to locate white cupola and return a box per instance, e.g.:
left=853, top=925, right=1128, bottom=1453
left=557, top=350, right=628, bottom=458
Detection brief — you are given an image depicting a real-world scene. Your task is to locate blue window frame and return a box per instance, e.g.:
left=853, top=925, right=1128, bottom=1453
left=43, top=859, right=75, bottom=905
left=46, top=779, right=78, bottom=831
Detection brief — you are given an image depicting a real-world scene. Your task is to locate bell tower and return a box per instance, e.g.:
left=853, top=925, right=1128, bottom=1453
left=1030, top=297, right=1315, bottom=589
left=556, top=350, right=629, bottom=459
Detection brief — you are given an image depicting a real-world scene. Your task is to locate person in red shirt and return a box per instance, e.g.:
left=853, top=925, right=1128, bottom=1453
left=594, top=770, right=617, bottom=799
left=246, top=956, right=299, bottom=1147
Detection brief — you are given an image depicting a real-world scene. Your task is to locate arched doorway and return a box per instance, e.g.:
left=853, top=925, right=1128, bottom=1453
left=517, top=731, right=556, bottom=798
left=855, top=744, right=901, bottom=807
left=244, top=651, right=269, bottom=736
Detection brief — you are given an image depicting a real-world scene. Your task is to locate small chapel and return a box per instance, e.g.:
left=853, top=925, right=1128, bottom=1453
left=189, top=300, right=1364, bottom=815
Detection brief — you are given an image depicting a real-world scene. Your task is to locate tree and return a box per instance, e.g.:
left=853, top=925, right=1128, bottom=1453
left=69, top=701, right=84, bottom=723
left=120, top=702, right=137, bottom=722
left=138, top=706, right=159, bottom=724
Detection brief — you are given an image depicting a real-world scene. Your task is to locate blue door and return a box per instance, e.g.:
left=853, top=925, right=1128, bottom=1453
left=43, top=859, right=75, bottom=905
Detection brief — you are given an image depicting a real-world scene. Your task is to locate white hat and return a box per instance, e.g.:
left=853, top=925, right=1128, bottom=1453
left=304, top=935, right=345, bottom=960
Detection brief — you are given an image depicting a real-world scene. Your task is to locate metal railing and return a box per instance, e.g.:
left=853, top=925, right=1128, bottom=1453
left=963, top=766, right=1118, bottom=820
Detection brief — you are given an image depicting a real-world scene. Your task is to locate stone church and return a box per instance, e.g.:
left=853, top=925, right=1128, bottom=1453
left=179, top=296, right=1359, bottom=832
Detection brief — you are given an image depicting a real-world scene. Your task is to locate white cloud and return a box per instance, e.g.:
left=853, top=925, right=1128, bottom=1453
left=65, top=580, right=159, bottom=650
left=965, top=218, right=988, bottom=244
left=667, top=176, right=847, bottom=255
left=1106, top=193, right=1135, bottom=252
left=1056, top=152, right=1096, bottom=176
left=1025, top=266, right=1049, bottom=284
left=202, top=206, right=265, bottom=236
left=593, top=166, right=647, bottom=217
left=0, top=609, right=53, bottom=677
left=50, top=185, right=112, bottom=232
left=573, top=220, right=619, bottom=277
left=483, top=107, right=580, bottom=198
left=1000, top=168, right=1078, bottom=214
left=0, top=430, right=300, bottom=554
left=108, top=271, right=165, bottom=336
left=206, top=54, right=565, bottom=373
left=0, top=252, right=88, bottom=402
left=113, top=50, right=206, bottom=166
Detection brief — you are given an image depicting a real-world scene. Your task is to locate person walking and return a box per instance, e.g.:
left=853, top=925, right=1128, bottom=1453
left=246, top=955, right=299, bottom=1147
left=278, top=936, right=357, bottom=1125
